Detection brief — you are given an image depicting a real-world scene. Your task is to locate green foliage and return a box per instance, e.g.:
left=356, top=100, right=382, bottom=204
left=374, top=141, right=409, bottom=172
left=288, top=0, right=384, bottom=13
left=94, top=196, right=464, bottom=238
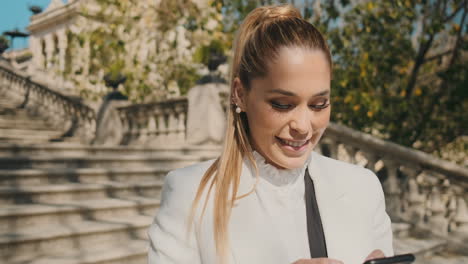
left=193, top=39, right=226, bottom=66
left=0, top=35, right=9, bottom=54
left=321, top=0, right=467, bottom=154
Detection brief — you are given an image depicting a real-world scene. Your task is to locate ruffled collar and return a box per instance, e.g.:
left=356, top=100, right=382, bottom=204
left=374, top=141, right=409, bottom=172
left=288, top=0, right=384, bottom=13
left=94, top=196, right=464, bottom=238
left=252, top=151, right=311, bottom=187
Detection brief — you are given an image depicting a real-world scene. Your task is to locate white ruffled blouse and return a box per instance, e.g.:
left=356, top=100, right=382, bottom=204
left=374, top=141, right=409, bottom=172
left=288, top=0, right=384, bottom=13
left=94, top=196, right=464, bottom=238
left=250, top=151, right=312, bottom=262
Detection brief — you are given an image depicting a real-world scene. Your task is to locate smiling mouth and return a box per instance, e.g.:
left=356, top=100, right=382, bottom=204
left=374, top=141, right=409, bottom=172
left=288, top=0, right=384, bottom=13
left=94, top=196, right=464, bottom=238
left=276, top=137, right=310, bottom=148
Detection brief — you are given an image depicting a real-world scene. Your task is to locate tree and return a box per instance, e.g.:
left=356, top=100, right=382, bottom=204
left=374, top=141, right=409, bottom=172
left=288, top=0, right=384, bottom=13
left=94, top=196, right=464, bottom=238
left=320, top=0, right=467, bottom=157
left=0, top=36, right=9, bottom=55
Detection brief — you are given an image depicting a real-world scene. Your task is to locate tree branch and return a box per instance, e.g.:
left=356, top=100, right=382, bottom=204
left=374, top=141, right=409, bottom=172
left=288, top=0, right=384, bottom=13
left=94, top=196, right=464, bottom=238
left=443, top=0, right=467, bottom=22
left=410, top=8, right=467, bottom=145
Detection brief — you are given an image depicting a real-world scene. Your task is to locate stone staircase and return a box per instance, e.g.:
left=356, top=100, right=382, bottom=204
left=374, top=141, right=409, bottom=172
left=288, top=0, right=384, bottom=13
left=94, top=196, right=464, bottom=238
left=0, top=96, right=219, bottom=263
left=0, top=97, right=466, bottom=264
left=0, top=97, right=65, bottom=144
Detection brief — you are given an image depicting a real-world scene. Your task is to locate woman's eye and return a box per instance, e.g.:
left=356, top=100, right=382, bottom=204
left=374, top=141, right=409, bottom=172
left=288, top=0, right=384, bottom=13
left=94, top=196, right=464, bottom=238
left=309, top=100, right=330, bottom=110
left=271, top=101, right=292, bottom=110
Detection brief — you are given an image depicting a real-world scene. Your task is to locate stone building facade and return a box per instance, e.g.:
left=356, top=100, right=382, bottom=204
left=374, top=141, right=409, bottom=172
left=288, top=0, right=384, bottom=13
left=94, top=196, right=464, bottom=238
left=25, top=0, right=215, bottom=100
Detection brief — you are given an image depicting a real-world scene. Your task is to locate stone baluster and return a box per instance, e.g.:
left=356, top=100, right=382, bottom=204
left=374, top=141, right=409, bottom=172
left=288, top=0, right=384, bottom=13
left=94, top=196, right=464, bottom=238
left=136, top=110, right=148, bottom=144
left=176, top=109, right=186, bottom=142
left=400, top=166, right=425, bottom=224
left=118, top=110, right=130, bottom=145
left=382, top=159, right=402, bottom=220
left=146, top=113, right=157, bottom=144
left=362, top=152, right=379, bottom=171
left=166, top=108, right=179, bottom=144
left=343, top=145, right=358, bottom=164
left=157, top=112, right=167, bottom=145
left=427, top=183, right=449, bottom=236
left=452, top=194, right=468, bottom=236
left=321, top=137, right=339, bottom=159
left=127, top=111, right=139, bottom=144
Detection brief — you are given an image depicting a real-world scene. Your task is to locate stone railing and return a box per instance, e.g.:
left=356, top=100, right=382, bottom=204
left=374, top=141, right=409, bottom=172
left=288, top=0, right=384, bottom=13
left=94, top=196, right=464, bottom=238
left=319, top=123, right=468, bottom=243
left=0, top=59, right=96, bottom=142
left=93, top=81, right=230, bottom=147
left=116, top=97, right=188, bottom=146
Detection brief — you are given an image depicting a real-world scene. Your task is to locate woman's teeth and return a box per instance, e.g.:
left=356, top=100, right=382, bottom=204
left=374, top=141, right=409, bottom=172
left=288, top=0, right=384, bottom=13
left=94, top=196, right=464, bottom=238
left=281, top=138, right=308, bottom=147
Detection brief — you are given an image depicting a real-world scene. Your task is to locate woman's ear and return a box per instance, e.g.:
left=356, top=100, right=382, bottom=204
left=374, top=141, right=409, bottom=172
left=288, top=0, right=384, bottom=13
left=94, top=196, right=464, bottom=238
left=232, top=77, right=247, bottom=111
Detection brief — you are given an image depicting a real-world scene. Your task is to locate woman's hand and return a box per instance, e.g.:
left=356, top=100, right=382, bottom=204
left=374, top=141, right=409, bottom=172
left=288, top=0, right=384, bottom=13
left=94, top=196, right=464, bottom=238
left=293, top=258, right=343, bottom=264
left=364, top=249, right=385, bottom=262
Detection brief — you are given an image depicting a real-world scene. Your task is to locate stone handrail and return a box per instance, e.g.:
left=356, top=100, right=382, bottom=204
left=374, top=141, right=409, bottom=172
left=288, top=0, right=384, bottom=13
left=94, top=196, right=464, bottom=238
left=116, top=97, right=188, bottom=146
left=0, top=59, right=96, bottom=142
left=319, top=123, right=468, bottom=242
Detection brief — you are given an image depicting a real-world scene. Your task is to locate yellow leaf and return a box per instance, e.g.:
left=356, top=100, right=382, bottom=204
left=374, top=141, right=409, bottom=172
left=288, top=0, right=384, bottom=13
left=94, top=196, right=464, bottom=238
left=400, top=90, right=406, bottom=97
left=344, top=95, right=352, bottom=103
left=414, top=88, right=422, bottom=96
left=353, top=105, right=361, bottom=111
left=363, top=52, right=369, bottom=60
left=360, top=70, right=367, bottom=78
left=367, top=2, right=374, bottom=10
left=340, top=80, right=348, bottom=87
left=367, top=111, right=373, bottom=118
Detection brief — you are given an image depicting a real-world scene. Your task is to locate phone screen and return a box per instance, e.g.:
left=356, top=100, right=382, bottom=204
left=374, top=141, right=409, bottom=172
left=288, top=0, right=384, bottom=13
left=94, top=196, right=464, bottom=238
left=363, top=253, right=415, bottom=264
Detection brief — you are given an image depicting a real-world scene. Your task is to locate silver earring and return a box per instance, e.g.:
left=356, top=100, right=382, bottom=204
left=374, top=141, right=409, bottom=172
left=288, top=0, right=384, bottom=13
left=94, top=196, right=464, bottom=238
left=235, top=106, right=242, bottom=114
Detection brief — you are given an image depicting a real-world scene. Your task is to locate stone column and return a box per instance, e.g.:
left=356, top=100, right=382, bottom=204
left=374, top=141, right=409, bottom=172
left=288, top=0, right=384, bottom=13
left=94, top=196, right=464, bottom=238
left=44, top=34, right=54, bottom=70
left=58, top=29, right=67, bottom=72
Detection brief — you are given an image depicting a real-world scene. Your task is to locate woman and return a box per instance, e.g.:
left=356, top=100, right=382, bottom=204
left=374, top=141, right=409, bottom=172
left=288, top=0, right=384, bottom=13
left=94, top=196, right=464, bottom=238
left=148, top=4, right=393, bottom=264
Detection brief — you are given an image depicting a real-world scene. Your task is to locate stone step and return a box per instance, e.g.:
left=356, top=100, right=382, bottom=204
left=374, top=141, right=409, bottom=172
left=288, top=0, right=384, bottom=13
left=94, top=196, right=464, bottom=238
left=0, top=128, right=63, bottom=137
left=0, top=117, right=53, bottom=128
left=7, top=239, right=147, bottom=264
left=0, top=180, right=163, bottom=205
left=0, top=121, right=55, bottom=130
left=0, top=214, right=151, bottom=262
left=0, top=111, right=45, bottom=120
left=0, top=196, right=160, bottom=233
left=0, top=142, right=221, bottom=157
left=415, top=253, right=468, bottom=264
left=0, top=167, right=168, bottom=186
left=0, top=135, right=59, bottom=144
left=0, top=101, right=23, bottom=108
left=0, top=153, right=210, bottom=170
left=393, top=235, right=447, bottom=258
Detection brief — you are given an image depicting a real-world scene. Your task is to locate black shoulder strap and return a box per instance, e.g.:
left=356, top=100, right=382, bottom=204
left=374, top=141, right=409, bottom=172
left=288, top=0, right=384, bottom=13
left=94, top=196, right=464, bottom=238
left=304, top=168, right=328, bottom=258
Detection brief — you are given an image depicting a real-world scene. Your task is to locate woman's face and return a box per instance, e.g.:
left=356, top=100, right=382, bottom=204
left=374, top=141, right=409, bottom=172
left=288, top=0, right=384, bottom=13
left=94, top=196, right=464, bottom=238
left=235, top=46, right=331, bottom=169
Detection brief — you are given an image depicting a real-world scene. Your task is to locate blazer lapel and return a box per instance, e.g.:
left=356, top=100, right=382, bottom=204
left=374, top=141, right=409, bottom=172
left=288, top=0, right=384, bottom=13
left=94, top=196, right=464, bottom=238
left=228, top=161, right=289, bottom=264
left=307, top=152, right=351, bottom=261
left=308, top=152, right=372, bottom=264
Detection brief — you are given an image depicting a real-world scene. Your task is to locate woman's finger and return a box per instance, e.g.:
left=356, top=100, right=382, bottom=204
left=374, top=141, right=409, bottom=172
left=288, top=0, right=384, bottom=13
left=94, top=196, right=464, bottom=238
left=365, top=249, right=385, bottom=261
left=293, top=258, right=344, bottom=264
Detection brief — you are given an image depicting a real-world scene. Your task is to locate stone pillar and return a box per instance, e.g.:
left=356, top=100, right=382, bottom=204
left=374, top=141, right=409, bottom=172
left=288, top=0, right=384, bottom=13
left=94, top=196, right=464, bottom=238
left=58, top=29, right=67, bottom=72
left=44, top=34, right=54, bottom=70
left=186, top=81, right=228, bottom=145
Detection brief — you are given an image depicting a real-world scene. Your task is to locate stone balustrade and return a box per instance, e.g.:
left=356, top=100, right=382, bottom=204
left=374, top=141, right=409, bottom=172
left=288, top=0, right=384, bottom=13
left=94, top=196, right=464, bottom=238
left=0, top=59, right=96, bottom=142
left=319, top=123, right=468, bottom=242
left=116, top=97, right=188, bottom=146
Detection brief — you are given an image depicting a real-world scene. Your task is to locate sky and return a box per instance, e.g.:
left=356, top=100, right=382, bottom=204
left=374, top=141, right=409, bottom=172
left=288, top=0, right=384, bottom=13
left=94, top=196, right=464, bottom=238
left=0, top=0, right=53, bottom=50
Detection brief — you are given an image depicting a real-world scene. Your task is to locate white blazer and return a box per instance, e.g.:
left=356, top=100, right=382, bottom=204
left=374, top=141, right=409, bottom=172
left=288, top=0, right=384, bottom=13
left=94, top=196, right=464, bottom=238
left=148, top=152, right=394, bottom=264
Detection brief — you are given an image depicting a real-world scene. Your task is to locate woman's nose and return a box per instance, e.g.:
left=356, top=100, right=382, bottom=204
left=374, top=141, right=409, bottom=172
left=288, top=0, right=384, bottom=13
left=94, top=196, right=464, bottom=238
left=290, top=108, right=311, bottom=135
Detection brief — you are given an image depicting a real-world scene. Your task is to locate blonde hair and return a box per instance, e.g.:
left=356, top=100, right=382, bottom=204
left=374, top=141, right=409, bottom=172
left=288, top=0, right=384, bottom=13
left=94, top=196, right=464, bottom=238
left=188, top=4, right=332, bottom=263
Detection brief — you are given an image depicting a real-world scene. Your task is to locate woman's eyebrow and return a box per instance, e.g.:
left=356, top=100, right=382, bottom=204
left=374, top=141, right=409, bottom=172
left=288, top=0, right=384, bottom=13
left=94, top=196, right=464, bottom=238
left=268, top=89, right=330, bottom=97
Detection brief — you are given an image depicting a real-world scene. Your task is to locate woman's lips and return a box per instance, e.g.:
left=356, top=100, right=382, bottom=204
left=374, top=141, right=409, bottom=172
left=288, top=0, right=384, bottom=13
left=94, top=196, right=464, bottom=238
left=276, top=136, right=310, bottom=150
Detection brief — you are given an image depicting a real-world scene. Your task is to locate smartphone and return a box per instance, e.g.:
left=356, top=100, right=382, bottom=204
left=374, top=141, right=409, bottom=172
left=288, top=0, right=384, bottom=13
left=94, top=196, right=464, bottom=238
left=363, top=253, right=415, bottom=264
